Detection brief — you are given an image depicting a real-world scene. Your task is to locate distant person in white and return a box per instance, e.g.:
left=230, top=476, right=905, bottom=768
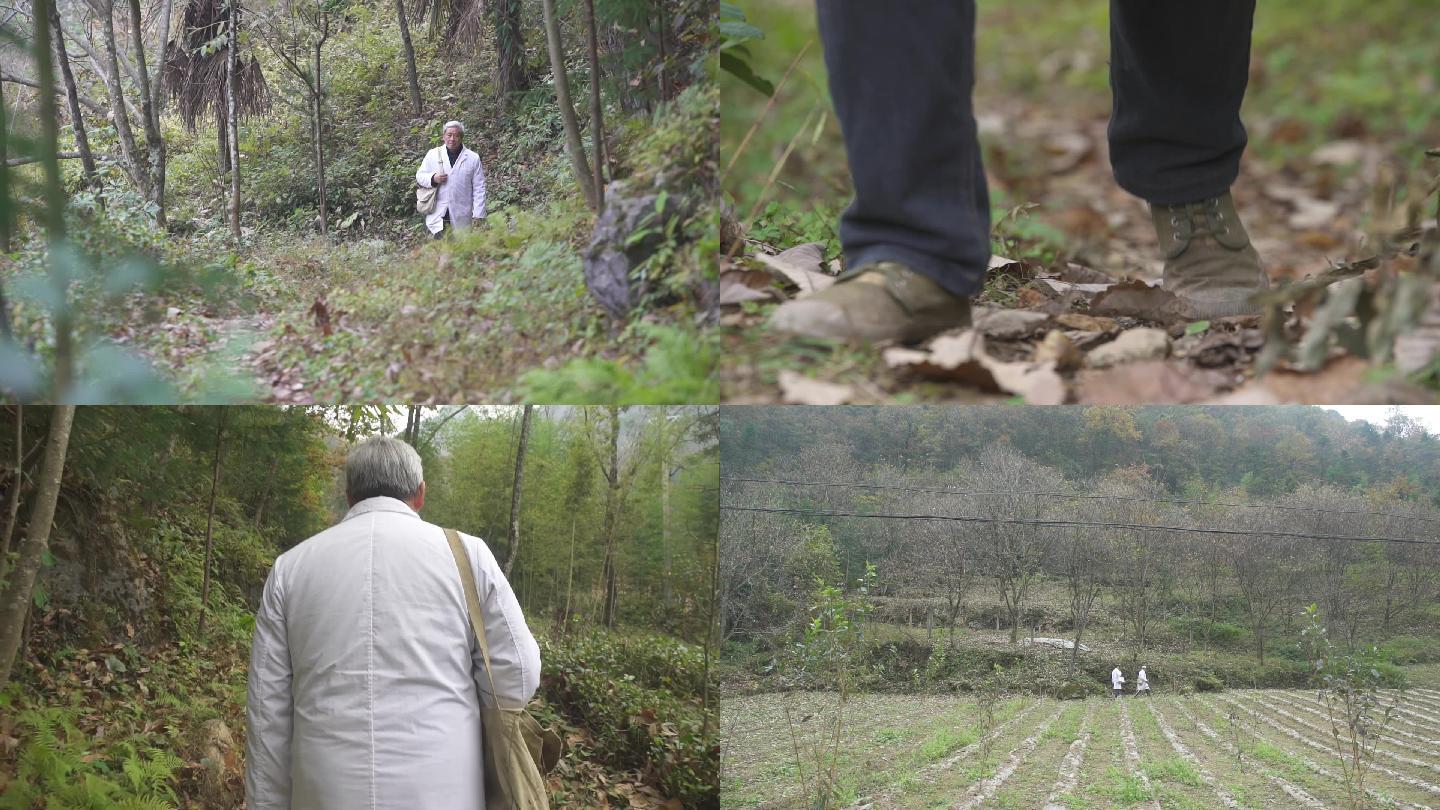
left=416, top=120, right=487, bottom=238
left=1136, top=666, right=1150, bottom=697
left=245, top=435, right=540, bottom=809
left=1111, top=666, right=1125, bottom=698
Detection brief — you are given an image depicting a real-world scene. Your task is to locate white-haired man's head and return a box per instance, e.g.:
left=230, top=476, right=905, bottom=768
left=442, top=120, right=464, bottom=150
left=346, top=435, right=426, bottom=509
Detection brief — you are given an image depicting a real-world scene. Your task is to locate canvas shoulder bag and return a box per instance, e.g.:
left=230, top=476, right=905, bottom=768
left=416, top=149, right=440, bottom=215
left=444, top=528, right=561, bottom=810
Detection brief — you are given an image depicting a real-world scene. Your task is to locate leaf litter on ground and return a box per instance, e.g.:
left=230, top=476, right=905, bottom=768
left=721, top=107, right=1440, bottom=403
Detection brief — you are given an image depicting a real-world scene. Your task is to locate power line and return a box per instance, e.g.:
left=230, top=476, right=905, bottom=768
left=720, top=504, right=1440, bottom=548
left=721, top=476, right=1440, bottom=525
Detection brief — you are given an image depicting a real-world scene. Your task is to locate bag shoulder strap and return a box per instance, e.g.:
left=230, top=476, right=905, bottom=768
left=444, top=527, right=503, bottom=706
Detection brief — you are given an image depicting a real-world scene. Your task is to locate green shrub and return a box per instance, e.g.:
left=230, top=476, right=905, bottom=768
left=539, top=630, right=716, bottom=806
left=1378, top=635, right=1440, bottom=665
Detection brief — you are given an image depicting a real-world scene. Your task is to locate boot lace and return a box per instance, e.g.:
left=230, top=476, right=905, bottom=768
left=1168, top=197, right=1231, bottom=243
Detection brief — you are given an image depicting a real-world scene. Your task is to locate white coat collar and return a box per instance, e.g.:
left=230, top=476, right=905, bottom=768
left=343, top=496, right=421, bottom=522
left=438, top=145, right=473, bottom=169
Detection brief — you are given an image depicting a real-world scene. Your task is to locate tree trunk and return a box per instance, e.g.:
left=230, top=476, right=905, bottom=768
left=36, top=0, right=73, bottom=395
left=0, top=407, right=23, bottom=569
left=503, top=405, right=533, bottom=578
left=253, top=456, right=280, bottom=529
left=494, top=0, right=528, bottom=96
left=538, top=0, right=596, bottom=209
left=49, top=1, right=97, bottom=186
left=395, top=0, right=422, bottom=116
left=0, top=405, right=75, bottom=692
left=583, top=0, right=604, bottom=207
left=0, top=70, right=9, bottom=259
left=661, top=448, right=672, bottom=612
left=600, top=408, right=620, bottom=627
left=311, top=28, right=328, bottom=235
left=95, top=0, right=149, bottom=198
left=126, top=0, right=166, bottom=225
left=227, top=1, right=241, bottom=237
left=562, top=518, right=575, bottom=634
left=151, top=0, right=174, bottom=114
left=217, top=103, right=231, bottom=179
left=655, top=0, right=667, bottom=102
left=197, top=410, right=226, bottom=638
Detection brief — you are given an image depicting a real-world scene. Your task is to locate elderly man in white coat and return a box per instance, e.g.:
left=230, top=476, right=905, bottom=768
left=245, top=435, right=540, bottom=809
left=1111, top=665, right=1125, bottom=698
left=416, top=120, right=487, bottom=238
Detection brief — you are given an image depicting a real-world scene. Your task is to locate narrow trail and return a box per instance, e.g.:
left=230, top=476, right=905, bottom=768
left=1144, top=700, right=1243, bottom=809
left=951, top=704, right=1065, bottom=810
left=1167, top=698, right=1325, bottom=808
left=1041, top=702, right=1094, bottom=810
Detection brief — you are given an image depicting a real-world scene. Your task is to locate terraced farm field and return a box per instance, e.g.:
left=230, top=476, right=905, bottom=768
left=720, top=687, right=1440, bottom=809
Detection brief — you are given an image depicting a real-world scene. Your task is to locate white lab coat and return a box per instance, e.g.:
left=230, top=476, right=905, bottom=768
left=1111, top=668, right=1125, bottom=690
left=1137, top=669, right=1150, bottom=692
left=245, top=497, right=540, bottom=810
left=415, top=145, right=487, bottom=234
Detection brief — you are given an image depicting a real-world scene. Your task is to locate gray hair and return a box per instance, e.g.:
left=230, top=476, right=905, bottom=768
left=347, top=436, right=424, bottom=502
left=442, top=120, right=464, bottom=135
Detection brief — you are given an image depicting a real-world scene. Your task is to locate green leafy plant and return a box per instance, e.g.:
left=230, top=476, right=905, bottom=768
left=1301, top=603, right=1402, bottom=810
left=781, top=563, right=876, bottom=810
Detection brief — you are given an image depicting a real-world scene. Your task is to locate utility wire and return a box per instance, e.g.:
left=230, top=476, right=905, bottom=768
left=721, top=476, right=1440, bottom=525
left=720, top=504, right=1440, bottom=548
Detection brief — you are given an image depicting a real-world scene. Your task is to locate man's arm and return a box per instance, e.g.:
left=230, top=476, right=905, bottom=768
left=416, top=148, right=436, bottom=188
left=472, top=156, right=487, bottom=220
left=466, top=534, right=539, bottom=708
left=245, top=563, right=294, bottom=809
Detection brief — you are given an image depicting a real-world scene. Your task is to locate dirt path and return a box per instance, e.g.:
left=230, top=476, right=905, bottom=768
left=721, top=92, right=1439, bottom=405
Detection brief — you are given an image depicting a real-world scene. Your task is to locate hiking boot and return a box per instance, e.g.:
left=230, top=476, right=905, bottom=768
left=1151, top=190, right=1269, bottom=318
left=767, top=261, right=972, bottom=342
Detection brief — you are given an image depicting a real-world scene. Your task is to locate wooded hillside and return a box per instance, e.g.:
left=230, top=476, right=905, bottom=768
left=1, top=0, right=717, bottom=403
left=720, top=406, right=1440, bottom=697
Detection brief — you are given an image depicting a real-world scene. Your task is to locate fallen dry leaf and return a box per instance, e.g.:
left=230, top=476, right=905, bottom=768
left=1089, top=279, right=1193, bottom=323
left=1086, top=327, right=1171, bottom=368
left=1076, top=360, right=1232, bottom=404
left=1033, top=329, right=1082, bottom=371
left=972, top=307, right=1051, bottom=339
left=719, top=269, right=778, bottom=305
left=884, top=330, right=1066, bottom=404
left=756, top=243, right=833, bottom=296
left=1054, top=313, right=1118, bottom=332
left=778, top=370, right=854, bottom=405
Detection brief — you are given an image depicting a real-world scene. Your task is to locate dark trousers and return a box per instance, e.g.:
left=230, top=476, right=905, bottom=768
left=816, top=1, right=1255, bottom=296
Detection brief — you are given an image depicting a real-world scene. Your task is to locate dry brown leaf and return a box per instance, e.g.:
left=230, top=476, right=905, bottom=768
left=778, top=370, right=854, bottom=405
left=1086, top=327, right=1172, bottom=368
left=719, top=270, right=778, bottom=305
left=884, top=330, right=1067, bottom=404
left=1089, top=279, right=1194, bottom=323
left=1044, top=131, right=1093, bottom=174
left=1037, top=278, right=1112, bottom=297
left=1033, top=329, right=1083, bottom=371
left=1055, top=313, right=1118, bottom=332
left=1076, top=360, right=1231, bottom=404
left=756, top=243, right=833, bottom=295
left=973, top=307, right=1051, bottom=339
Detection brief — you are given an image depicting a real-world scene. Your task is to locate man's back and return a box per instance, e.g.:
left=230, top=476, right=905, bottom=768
left=246, top=497, right=540, bottom=810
